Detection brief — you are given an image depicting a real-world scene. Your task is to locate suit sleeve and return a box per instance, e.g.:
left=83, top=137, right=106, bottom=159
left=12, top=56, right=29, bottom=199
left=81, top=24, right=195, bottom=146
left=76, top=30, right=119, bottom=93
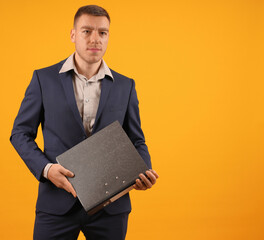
left=123, top=79, right=152, bottom=169
left=10, top=70, right=51, bottom=182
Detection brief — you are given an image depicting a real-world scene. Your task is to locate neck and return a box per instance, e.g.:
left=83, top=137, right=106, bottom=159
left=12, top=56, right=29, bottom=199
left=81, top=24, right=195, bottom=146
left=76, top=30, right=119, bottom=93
left=74, top=53, right=102, bottom=79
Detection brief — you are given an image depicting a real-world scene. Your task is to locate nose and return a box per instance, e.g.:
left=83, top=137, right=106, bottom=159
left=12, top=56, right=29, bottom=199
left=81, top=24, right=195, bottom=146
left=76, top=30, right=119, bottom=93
left=90, top=31, right=99, bottom=44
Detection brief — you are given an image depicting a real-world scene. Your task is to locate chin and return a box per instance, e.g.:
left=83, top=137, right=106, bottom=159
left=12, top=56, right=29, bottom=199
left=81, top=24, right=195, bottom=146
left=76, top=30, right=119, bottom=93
left=82, top=56, right=101, bottom=65
left=88, top=59, right=102, bottom=65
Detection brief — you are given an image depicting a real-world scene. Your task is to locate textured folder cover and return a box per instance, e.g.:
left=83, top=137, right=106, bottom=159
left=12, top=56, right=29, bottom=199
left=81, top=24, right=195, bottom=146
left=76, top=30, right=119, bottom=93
left=56, top=121, right=149, bottom=215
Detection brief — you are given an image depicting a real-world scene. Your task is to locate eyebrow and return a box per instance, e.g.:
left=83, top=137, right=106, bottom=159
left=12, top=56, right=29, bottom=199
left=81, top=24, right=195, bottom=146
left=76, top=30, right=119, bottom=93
left=80, top=26, right=109, bottom=32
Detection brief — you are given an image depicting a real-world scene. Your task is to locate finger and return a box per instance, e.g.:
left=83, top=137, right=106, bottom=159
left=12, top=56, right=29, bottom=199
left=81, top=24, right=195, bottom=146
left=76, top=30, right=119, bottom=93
left=133, top=183, right=140, bottom=190
left=59, top=166, right=75, bottom=178
left=135, top=178, right=147, bottom=190
left=150, top=169, right=159, bottom=179
left=63, top=179, right=77, bottom=198
left=139, top=174, right=152, bottom=188
left=145, top=171, right=156, bottom=185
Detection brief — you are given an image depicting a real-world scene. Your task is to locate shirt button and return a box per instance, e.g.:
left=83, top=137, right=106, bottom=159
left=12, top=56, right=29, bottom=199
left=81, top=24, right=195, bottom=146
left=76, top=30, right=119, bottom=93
left=85, top=99, right=89, bottom=103
left=85, top=82, right=89, bottom=86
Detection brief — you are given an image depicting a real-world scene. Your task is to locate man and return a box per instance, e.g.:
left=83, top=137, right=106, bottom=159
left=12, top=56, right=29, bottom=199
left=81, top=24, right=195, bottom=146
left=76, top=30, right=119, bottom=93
left=10, top=5, right=158, bottom=240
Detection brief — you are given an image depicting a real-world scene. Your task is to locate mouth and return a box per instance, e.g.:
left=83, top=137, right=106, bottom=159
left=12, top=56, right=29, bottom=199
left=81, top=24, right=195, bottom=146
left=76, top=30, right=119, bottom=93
left=87, top=48, right=101, bottom=52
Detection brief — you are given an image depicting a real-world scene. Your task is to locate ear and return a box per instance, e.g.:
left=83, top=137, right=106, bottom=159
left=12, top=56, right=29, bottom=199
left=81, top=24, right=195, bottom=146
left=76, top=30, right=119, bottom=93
left=70, top=29, right=75, bottom=43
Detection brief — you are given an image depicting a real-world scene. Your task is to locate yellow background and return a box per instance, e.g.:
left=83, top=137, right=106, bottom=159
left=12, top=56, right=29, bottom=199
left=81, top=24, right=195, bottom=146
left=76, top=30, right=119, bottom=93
left=1, top=0, right=264, bottom=239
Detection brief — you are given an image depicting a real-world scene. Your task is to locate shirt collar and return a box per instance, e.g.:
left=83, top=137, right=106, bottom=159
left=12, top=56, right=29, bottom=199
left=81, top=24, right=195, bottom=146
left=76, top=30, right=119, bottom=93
left=59, top=53, right=114, bottom=81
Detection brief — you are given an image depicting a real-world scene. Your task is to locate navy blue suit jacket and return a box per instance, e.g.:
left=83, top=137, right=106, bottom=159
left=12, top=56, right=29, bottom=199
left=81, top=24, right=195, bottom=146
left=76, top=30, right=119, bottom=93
left=10, top=59, right=151, bottom=215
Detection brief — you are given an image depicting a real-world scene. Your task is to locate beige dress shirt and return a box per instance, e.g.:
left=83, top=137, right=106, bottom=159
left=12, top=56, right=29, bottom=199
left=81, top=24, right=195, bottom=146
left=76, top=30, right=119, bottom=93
left=43, top=53, right=114, bottom=178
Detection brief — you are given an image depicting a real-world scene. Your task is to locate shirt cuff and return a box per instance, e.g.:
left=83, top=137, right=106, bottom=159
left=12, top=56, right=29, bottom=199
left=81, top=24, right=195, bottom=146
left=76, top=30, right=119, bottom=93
left=43, top=163, right=53, bottom=179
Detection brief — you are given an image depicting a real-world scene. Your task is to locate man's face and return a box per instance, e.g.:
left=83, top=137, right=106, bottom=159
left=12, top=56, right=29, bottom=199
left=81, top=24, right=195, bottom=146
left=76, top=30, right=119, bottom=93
left=71, top=14, right=110, bottom=65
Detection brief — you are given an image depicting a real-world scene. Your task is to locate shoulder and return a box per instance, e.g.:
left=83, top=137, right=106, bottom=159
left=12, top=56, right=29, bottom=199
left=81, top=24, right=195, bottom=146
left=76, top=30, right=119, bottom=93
left=34, top=59, right=67, bottom=78
left=110, top=68, right=135, bottom=86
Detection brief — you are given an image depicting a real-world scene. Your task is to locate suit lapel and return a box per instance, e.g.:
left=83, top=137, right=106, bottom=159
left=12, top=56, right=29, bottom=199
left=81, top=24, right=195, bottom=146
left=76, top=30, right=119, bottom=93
left=92, top=77, right=113, bottom=134
left=58, top=60, right=113, bottom=136
left=59, top=71, right=87, bottom=136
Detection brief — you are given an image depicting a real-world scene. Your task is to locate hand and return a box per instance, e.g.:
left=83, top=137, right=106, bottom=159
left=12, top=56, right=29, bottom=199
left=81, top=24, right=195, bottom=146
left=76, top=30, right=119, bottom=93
left=133, top=169, right=159, bottom=190
left=47, top=164, right=77, bottom=198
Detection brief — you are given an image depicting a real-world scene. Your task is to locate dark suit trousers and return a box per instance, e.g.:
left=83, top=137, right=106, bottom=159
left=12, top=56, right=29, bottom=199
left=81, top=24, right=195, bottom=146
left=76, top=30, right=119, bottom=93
left=33, top=200, right=129, bottom=240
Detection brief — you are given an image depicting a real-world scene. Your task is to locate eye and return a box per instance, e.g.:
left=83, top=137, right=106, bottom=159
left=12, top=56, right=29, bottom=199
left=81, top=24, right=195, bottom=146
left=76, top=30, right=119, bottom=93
left=100, top=31, right=107, bottom=36
left=83, top=30, right=90, bottom=34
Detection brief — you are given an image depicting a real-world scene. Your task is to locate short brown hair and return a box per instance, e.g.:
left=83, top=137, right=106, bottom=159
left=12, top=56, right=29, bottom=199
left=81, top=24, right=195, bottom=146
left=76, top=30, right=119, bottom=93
left=74, top=5, right=110, bottom=26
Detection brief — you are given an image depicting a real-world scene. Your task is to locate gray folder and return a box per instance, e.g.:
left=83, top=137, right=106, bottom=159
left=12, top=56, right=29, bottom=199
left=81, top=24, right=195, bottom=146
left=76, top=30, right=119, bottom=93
left=56, top=121, right=149, bottom=215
